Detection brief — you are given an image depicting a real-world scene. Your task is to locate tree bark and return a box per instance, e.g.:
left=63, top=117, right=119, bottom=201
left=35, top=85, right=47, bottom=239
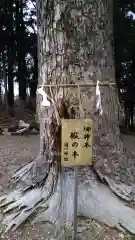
left=2, top=52, right=9, bottom=113
left=16, top=0, right=27, bottom=105
left=29, top=52, right=38, bottom=111
left=2, top=0, right=135, bottom=236
left=37, top=0, right=126, bottom=197
left=7, top=6, right=14, bottom=110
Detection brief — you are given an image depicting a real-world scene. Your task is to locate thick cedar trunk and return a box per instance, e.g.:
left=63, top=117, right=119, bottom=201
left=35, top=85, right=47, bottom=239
left=38, top=0, right=114, bottom=152
left=2, top=0, right=135, bottom=235
left=37, top=0, right=129, bottom=198
left=35, top=0, right=135, bottom=232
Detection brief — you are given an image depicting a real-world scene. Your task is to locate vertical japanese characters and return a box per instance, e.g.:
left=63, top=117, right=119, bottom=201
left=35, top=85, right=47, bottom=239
left=83, top=126, right=91, bottom=148
left=61, top=119, right=93, bottom=166
left=63, top=142, right=68, bottom=161
left=70, top=131, right=79, bottom=159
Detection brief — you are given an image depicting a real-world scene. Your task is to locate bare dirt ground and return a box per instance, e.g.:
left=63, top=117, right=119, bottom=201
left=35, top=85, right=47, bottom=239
left=0, top=134, right=134, bottom=239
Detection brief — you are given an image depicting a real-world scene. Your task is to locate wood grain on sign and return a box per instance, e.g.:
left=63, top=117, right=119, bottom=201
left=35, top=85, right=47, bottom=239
left=61, top=119, right=93, bottom=166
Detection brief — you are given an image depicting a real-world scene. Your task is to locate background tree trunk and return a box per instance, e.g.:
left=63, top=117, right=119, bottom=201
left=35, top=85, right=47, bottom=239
left=2, top=52, right=9, bottom=114
left=16, top=0, right=27, bottom=110
left=7, top=0, right=14, bottom=116
left=0, top=82, right=2, bottom=105
left=29, top=51, right=38, bottom=111
left=2, top=0, right=135, bottom=235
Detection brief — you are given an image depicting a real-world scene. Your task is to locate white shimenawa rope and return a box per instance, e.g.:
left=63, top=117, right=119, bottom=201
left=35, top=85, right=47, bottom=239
left=37, top=81, right=103, bottom=119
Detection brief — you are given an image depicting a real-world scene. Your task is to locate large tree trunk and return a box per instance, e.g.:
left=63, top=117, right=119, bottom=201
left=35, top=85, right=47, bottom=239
left=37, top=0, right=132, bottom=199
left=1, top=0, right=135, bottom=236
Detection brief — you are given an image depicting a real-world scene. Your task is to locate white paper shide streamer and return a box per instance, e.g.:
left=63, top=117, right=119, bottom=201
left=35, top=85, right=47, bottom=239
left=96, top=80, right=103, bottom=115
left=37, top=86, right=51, bottom=107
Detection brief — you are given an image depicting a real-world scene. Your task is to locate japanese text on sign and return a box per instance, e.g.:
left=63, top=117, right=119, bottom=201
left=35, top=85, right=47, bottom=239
left=61, top=119, right=93, bottom=166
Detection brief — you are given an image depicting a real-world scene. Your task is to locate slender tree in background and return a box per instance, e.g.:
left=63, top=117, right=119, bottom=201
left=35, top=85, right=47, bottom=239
left=29, top=36, right=38, bottom=99
left=16, top=0, right=27, bottom=106
left=27, top=32, right=38, bottom=110
left=7, top=0, right=14, bottom=109
left=0, top=0, right=134, bottom=110
left=0, top=1, right=12, bottom=110
left=0, top=6, right=8, bottom=111
left=0, top=0, right=38, bottom=111
left=114, top=1, right=135, bottom=98
left=0, top=78, right=2, bottom=105
left=0, top=1, right=15, bottom=112
left=1, top=52, right=8, bottom=112
left=1, top=0, right=135, bottom=236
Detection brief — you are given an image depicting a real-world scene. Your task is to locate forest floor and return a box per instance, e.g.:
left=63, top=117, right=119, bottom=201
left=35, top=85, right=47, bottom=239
left=0, top=134, right=135, bottom=239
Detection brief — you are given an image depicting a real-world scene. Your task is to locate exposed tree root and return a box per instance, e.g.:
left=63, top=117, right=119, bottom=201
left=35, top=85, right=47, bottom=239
left=1, top=159, right=135, bottom=235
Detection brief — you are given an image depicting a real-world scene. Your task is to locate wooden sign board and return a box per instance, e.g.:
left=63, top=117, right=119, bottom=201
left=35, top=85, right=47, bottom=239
left=61, top=119, right=93, bottom=166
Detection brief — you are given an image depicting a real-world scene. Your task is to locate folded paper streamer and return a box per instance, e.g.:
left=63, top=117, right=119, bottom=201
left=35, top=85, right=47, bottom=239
left=37, top=87, right=51, bottom=107
left=96, top=80, right=103, bottom=115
